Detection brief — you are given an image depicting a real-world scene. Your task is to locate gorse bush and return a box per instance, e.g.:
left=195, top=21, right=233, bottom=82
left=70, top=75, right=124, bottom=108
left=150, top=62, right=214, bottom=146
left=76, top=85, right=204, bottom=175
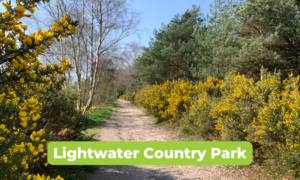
left=119, top=92, right=134, bottom=102
left=42, top=85, right=89, bottom=141
left=0, top=0, right=85, bottom=179
left=122, top=72, right=300, bottom=177
left=181, top=91, right=217, bottom=139
left=133, top=78, right=222, bottom=123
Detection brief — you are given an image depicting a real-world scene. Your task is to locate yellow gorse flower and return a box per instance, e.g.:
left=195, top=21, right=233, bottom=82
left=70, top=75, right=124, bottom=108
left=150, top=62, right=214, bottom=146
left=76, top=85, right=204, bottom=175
left=125, top=72, right=300, bottom=175
left=0, top=0, right=77, bottom=179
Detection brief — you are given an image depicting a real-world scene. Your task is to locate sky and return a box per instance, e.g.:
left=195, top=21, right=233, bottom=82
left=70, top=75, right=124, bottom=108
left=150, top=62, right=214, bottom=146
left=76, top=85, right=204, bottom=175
left=122, top=0, right=214, bottom=47
left=0, top=0, right=215, bottom=48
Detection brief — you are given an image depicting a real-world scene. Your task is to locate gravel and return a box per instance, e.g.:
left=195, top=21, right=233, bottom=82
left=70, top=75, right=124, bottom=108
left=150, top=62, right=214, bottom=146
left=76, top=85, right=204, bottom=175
left=90, top=99, right=250, bottom=180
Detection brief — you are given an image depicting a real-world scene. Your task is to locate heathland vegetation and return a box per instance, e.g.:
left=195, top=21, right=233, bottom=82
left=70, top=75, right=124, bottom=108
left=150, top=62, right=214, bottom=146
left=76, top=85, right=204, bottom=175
left=120, top=0, right=300, bottom=178
left=3, top=0, right=300, bottom=179
left=0, top=0, right=140, bottom=179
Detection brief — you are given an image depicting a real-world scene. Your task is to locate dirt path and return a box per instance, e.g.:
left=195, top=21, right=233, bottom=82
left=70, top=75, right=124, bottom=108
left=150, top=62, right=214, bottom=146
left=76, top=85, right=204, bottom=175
left=90, top=99, right=249, bottom=180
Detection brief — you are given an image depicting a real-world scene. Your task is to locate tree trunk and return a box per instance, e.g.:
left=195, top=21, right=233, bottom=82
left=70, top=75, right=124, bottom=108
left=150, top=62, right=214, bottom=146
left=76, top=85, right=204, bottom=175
left=176, top=66, right=178, bottom=81
left=89, top=0, right=94, bottom=100
left=260, top=59, right=264, bottom=81
left=84, top=0, right=102, bottom=114
left=73, top=0, right=85, bottom=111
left=84, top=0, right=94, bottom=113
left=76, top=76, right=82, bottom=110
left=184, top=59, right=189, bottom=80
left=260, top=21, right=264, bottom=81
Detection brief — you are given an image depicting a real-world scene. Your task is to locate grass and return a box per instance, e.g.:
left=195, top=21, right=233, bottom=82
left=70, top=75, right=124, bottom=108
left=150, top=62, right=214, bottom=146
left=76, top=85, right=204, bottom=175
left=44, top=100, right=118, bottom=180
left=82, top=100, right=117, bottom=139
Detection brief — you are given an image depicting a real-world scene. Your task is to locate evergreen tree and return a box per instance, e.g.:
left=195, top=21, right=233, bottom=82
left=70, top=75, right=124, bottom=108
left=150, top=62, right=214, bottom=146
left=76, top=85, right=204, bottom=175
left=191, top=0, right=241, bottom=81
left=262, top=0, right=300, bottom=77
left=138, top=6, right=204, bottom=84
left=138, top=0, right=300, bottom=84
left=234, top=0, right=299, bottom=80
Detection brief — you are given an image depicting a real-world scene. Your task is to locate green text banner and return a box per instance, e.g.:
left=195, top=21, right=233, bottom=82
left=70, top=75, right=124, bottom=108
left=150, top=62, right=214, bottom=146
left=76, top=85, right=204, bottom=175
left=48, top=141, right=253, bottom=165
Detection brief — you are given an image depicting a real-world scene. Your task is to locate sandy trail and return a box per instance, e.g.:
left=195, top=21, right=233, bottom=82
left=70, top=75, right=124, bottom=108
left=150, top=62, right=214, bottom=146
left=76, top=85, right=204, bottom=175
left=90, top=99, right=248, bottom=180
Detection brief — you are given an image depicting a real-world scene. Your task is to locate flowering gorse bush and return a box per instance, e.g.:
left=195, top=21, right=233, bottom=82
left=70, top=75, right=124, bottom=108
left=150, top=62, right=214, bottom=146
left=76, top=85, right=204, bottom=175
left=181, top=91, right=217, bottom=139
left=122, top=72, right=300, bottom=176
left=133, top=78, right=222, bottom=122
left=119, top=92, right=135, bottom=102
left=0, top=0, right=84, bottom=179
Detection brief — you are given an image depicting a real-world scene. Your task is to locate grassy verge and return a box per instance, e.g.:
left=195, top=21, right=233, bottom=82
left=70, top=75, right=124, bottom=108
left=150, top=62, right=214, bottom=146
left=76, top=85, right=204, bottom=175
left=45, top=100, right=117, bottom=180
left=82, top=100, right=117, bottom=139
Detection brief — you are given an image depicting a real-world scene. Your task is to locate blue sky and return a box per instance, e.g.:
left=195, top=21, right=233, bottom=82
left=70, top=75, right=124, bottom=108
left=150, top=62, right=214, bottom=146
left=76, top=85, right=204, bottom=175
left=0, top=0, right=215, bottom=47
left=123, top=0, right=214, bottom=47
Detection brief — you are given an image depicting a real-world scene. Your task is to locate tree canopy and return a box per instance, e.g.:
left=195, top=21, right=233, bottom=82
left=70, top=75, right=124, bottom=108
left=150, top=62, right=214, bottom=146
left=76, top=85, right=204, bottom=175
left=138, top=5, right=204, bottom=84
left=137, top=0, right=300, bottom=85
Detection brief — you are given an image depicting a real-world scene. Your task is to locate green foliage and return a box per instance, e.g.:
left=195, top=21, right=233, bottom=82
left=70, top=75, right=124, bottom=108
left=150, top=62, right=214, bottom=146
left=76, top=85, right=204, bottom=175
left=137, top=5, right=204, bottom=84
left=116, top=84, right=127, bottom=98
left=191, top=0, right=240, bottom=81
left=42, top=84, right=89, bottom=141
left=81, top=74, right=116, bottom=109
left=82, top=101, right=117, bottom=139
left=138, top=0, right=300, bottom=83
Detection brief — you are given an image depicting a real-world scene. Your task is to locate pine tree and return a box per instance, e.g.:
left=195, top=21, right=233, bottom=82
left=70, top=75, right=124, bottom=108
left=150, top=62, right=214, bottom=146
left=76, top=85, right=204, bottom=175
left=191, top=0, right=241, bottom=81
left=138, top=6, right=204, bottom=84
left=262, top=0, right=300, bottom=78
left=234, top=0, right=296, bottom=80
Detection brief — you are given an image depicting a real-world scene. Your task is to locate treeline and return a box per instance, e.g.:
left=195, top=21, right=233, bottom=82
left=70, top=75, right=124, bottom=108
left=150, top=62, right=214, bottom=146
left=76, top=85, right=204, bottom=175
left=136, top=0, right=300, bottom=85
